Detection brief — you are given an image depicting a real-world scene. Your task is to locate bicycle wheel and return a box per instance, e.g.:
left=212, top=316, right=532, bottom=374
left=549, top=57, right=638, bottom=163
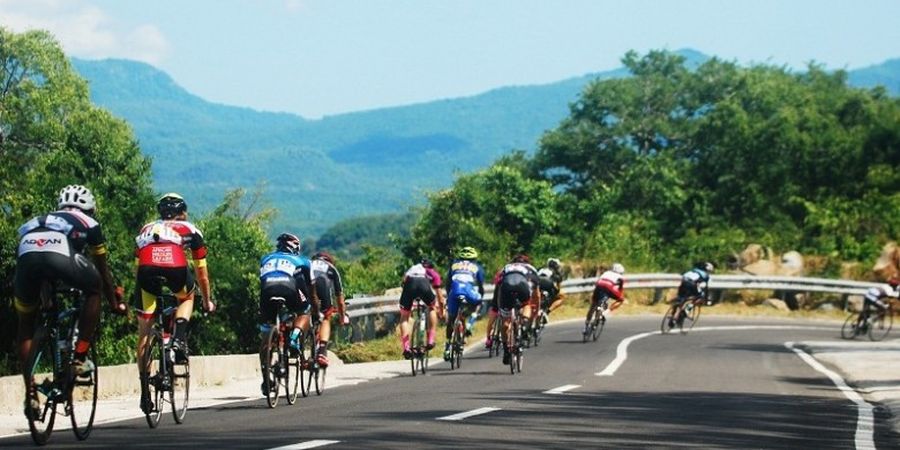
left=140, top=334, right=164, bottom=428
left=420, top=345, right=429, bottom=375
left=313, top=355, right=326, bottom=395
left=171, top=351, right=190, bottom=422
left=840, top=313, right=860, bottom=339
left=69, top=341, right=98, bottom=440
left=869, top=307, right=893, bottom=341
left=449, top=324, right=461, bottom=370
left=262, top=328, right=281, bottom=408
left=660, top=305, right=677, bottom=335
left=286, top=340, right=300, bottom=404
left=583, top=307, right=595, bottom=343
left=591, top=309, right=605, bottom=342
left=684, top=303, right=701, bottom=332
left=410, top=313, right=422, bottom=377
left=513, top=319, right=524, bottom=374
left=301, top=345, right=312, bottom=397
left=488, top=320, right=501, bottom=358
left=26, top=329, right=58, bottom=445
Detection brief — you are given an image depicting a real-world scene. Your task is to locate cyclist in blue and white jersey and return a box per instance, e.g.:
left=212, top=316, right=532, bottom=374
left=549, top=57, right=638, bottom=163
left=442, top=246, right=485, bottom=361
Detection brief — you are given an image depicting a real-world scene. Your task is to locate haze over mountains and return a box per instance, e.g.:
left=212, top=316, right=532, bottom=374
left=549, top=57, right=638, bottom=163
left=71, top=50, right=900, bottom=236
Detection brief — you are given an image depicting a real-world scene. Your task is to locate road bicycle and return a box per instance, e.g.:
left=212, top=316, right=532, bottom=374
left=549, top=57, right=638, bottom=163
left=140, top=281, right=192, bottom=427
left=583, top=293, right=609, bottom=343
left=260, top=297, right=300, bottom=408
left=529, top=290, right=551, bottom=347
left=661, top=296, right=702, bottom=335
left=409, top=298, right=430, bottom=376
left=301, top=312, right=327, bottom=396
left=504, top=307, right=526, bottom=375
left=24, top=281, right=98, bottom=445
left=448, top=296, right=473, bottom=370
left=841, top=303, right=893, bottom=341
left=486, top=311, right=503, bottom=358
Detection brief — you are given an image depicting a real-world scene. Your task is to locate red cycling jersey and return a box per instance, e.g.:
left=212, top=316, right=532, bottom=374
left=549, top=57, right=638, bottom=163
left=135, top=220, right=207, bottom=268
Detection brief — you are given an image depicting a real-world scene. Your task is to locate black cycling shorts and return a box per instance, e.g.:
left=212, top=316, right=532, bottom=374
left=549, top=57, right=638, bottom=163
left=499, top=273, right=531, bottom=311
left=14, top=251, right=101, bottom=314
left=399, top=277, right=435, bottom=311
left=313, top=276, right=336, bottom=318
left=259, top=277, right=309, bottom=323
left=539, top=277, right=558, bottom=308
left=677, top=283, right=700, bottom=302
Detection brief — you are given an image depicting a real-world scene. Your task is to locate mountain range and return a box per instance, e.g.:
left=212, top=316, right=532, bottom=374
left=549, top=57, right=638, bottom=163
left=71, top=50, right=900, bottom=236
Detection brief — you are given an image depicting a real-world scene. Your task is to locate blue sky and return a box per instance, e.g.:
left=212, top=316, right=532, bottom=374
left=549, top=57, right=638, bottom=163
left=1, top=0, right=898, bottom=118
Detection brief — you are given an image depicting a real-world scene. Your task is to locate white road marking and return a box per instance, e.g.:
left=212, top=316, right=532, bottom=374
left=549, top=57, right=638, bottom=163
left=544, top=384, right=581, bottom=394
left=595, top=325, right=833, bottom=377
left=267, top=440, right=341, bottom=450
left=436, top=407, right=501, bottom=421
left=786, top=342, right=875, bottom=450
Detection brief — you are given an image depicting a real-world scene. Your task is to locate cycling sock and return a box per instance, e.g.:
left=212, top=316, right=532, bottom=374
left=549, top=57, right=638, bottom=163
left=400, top=335, right=410, bottom=351
left=289, top=328, right=302, bottom=343
left=427, top=329, right=436, bottom=345
left=173, top=317, right=189, bottom=342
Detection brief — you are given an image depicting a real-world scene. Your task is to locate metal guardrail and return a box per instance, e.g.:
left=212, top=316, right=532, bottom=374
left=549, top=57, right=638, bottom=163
left=346, top=274, right=884, bottom=318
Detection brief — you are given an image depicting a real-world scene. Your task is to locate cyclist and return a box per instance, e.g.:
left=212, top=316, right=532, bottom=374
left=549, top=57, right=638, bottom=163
left=669, top=261, right=714, bottom=327
left=483, top=267, right=504, bottom=350
left=537, top=258, right=565, bottom=315
left=496, top=254, right=540, bottom=365
left=309, top=251, right=346, bottom=367
left=398, top=258, right=444, bottom=359
left=443, top=246, right=485, bottom=361
left=135, top=193, right=215, bottom=412
left=862, top=277, right=900, bottom=318
left=258, top=233, right=312, bottom=394
left=14, top=185, right=126, bottom=415
left=584, top=263, right=625, bottom=333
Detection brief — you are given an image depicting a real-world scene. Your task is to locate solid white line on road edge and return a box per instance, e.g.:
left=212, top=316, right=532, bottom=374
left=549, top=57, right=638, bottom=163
left=785, top=342, right=875, bottom=450
left=436, top=407, right=501, bottom=421
left=267, top=440, right=341, bottom=450
left=543, top=384, right=581, bottom=395
left=595, top=325, right=834, bottom=377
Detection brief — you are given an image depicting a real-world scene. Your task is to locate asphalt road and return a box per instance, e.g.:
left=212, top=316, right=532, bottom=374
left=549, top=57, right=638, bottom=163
left=2, top=316, right=897, bottom=449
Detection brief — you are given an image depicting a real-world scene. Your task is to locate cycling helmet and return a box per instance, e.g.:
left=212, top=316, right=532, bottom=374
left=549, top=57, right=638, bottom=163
left=547, top=258, right=561, bottom=270
left=889, top=277, right=900, bottom=289
left=512, top=253, right=531, bottom=264
left=696, top=261, right=715, bottom=273
left=419, top=257, right=434, bottom=268
left=314, top=251, right=334, bottom=264
left=276, top=233, right=301, bottom=255
left=458, top=246, right=479, bottom=260
left=57, top=185, right=96, bottom=212
left=157, top=193, right=187, bottom=219
left=611, top=262, right=625, bottom=275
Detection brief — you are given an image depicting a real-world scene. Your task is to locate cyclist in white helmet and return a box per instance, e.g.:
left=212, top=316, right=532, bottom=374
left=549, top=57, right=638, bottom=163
left=584, top=263, right=626, bottom=332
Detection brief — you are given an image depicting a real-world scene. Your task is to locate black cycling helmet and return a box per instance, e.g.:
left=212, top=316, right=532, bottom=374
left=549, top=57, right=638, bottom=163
left=695, top=261, right=715, bottom=273
left=419, top=257, right=434, bottom=268
left=157, top=192, right=187, bottom=220
left=276, top=233, right=301, bottom=255
left=512, top=253, right=531, bottom=264
left=314, top=251, right=334, bottom=264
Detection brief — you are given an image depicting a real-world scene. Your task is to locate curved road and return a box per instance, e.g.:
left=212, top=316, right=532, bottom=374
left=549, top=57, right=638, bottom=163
left=1, top=316, right=896, bottom=448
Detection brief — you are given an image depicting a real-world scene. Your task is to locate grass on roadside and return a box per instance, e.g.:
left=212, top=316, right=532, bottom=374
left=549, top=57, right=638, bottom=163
left=332, top=293, right=849, bottom=363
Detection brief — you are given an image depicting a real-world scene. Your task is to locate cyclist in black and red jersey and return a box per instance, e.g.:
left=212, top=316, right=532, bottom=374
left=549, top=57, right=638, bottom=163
left=398, top=258, right=444, bottom=359
left=134, top=193, right=215, bottom=413
left=14, top=185, right=126, bottom=417
left=495, top=254, right=541, bottom=365
left=309, top=251, right=347, bottom=367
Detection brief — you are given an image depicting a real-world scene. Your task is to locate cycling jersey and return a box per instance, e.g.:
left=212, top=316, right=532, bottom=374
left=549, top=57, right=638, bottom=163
left=537, top=266, right=563, bottom=305
left=14, top=210, right=106, bottom=313
left=259, top=251, right=312, bottom=321
left=677, top=268, right=709, bottom=301
left=446, top=259, right=485, bottom=318
left=497, top=262, right=539, bottom=311
left=310, top=258, right=343, bottom=318
left=400, top=263, right=442, bottom=311
left=594, top=270, right=624, bottom=301
left=134, top=219, right=208, bottom=319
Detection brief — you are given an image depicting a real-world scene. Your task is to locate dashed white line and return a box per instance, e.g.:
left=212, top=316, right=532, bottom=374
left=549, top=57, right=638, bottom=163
left=543, top=384, right=582, bottom=394
left=436, top=407, right=501, bottom=421
left=267, top=440, right=341, bottom=450
left=786, top=342, right=875, bottom=450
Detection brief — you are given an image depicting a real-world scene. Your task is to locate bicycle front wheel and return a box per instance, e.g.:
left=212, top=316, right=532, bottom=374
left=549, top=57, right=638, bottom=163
left=170, top=352, right=190, bottom=422
left=869, top=308, right=893, bottom=341
left=140, top=335, right=164, bottom=428
left=26, top=329, right=58, bottom=445
left=262, top=329, right=281, bottom=408
left=686, top=304, right=701, bottom=331
left=660, top=305, right=677, bottom=335
left=69, top=341, right=98, bottom=440
left=840, top=313, right=859, bottom=339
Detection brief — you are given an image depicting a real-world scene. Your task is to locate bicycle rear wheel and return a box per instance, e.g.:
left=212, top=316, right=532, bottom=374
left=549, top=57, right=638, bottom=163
left=583, top=307, right=595, bottom=343
left=488, top=320, right=501, bottom=358
left=286, top=343, right=300, bottom=404
left=26, top=329, right=58, bottom=445
left=313, top=350, right=326, bottom=396
left=69, top=341, right=98, bottom=440
left=660, top=305, right=677, bottom=335
left=140, top=335, right=164, bottom=428
left=511, top=319, right=523, bottom=374
left=262, top=329, right=281, bottom=408
left=869, top=307, right=893, bottom=341
left=410, top=312, right=423, bottom=376
left=449, top=324, right=462, bottom=370
left=840, top=313, right=860, bottom=339
left=171, top=353, right=190, bottom=422
left=591, top=309, right=605, bottom=342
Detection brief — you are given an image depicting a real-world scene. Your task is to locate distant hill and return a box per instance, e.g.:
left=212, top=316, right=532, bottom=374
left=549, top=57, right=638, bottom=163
left=70, top=51, right=900, bottom=236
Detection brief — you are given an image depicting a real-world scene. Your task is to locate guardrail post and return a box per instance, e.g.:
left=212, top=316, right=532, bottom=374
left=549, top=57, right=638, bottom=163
left=652, top=289, right=664, bottom=305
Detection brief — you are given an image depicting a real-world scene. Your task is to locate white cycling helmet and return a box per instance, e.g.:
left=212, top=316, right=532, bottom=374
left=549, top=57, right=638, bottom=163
left=57, top=185, right=96, bottom=212
left=611, top=262, right=625, bottom=275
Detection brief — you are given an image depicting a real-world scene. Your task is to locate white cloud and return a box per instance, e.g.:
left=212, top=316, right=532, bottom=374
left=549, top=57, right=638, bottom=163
left=283, top=0, right=308, bottom=14
left=0, top=0, right=169, bottom=63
